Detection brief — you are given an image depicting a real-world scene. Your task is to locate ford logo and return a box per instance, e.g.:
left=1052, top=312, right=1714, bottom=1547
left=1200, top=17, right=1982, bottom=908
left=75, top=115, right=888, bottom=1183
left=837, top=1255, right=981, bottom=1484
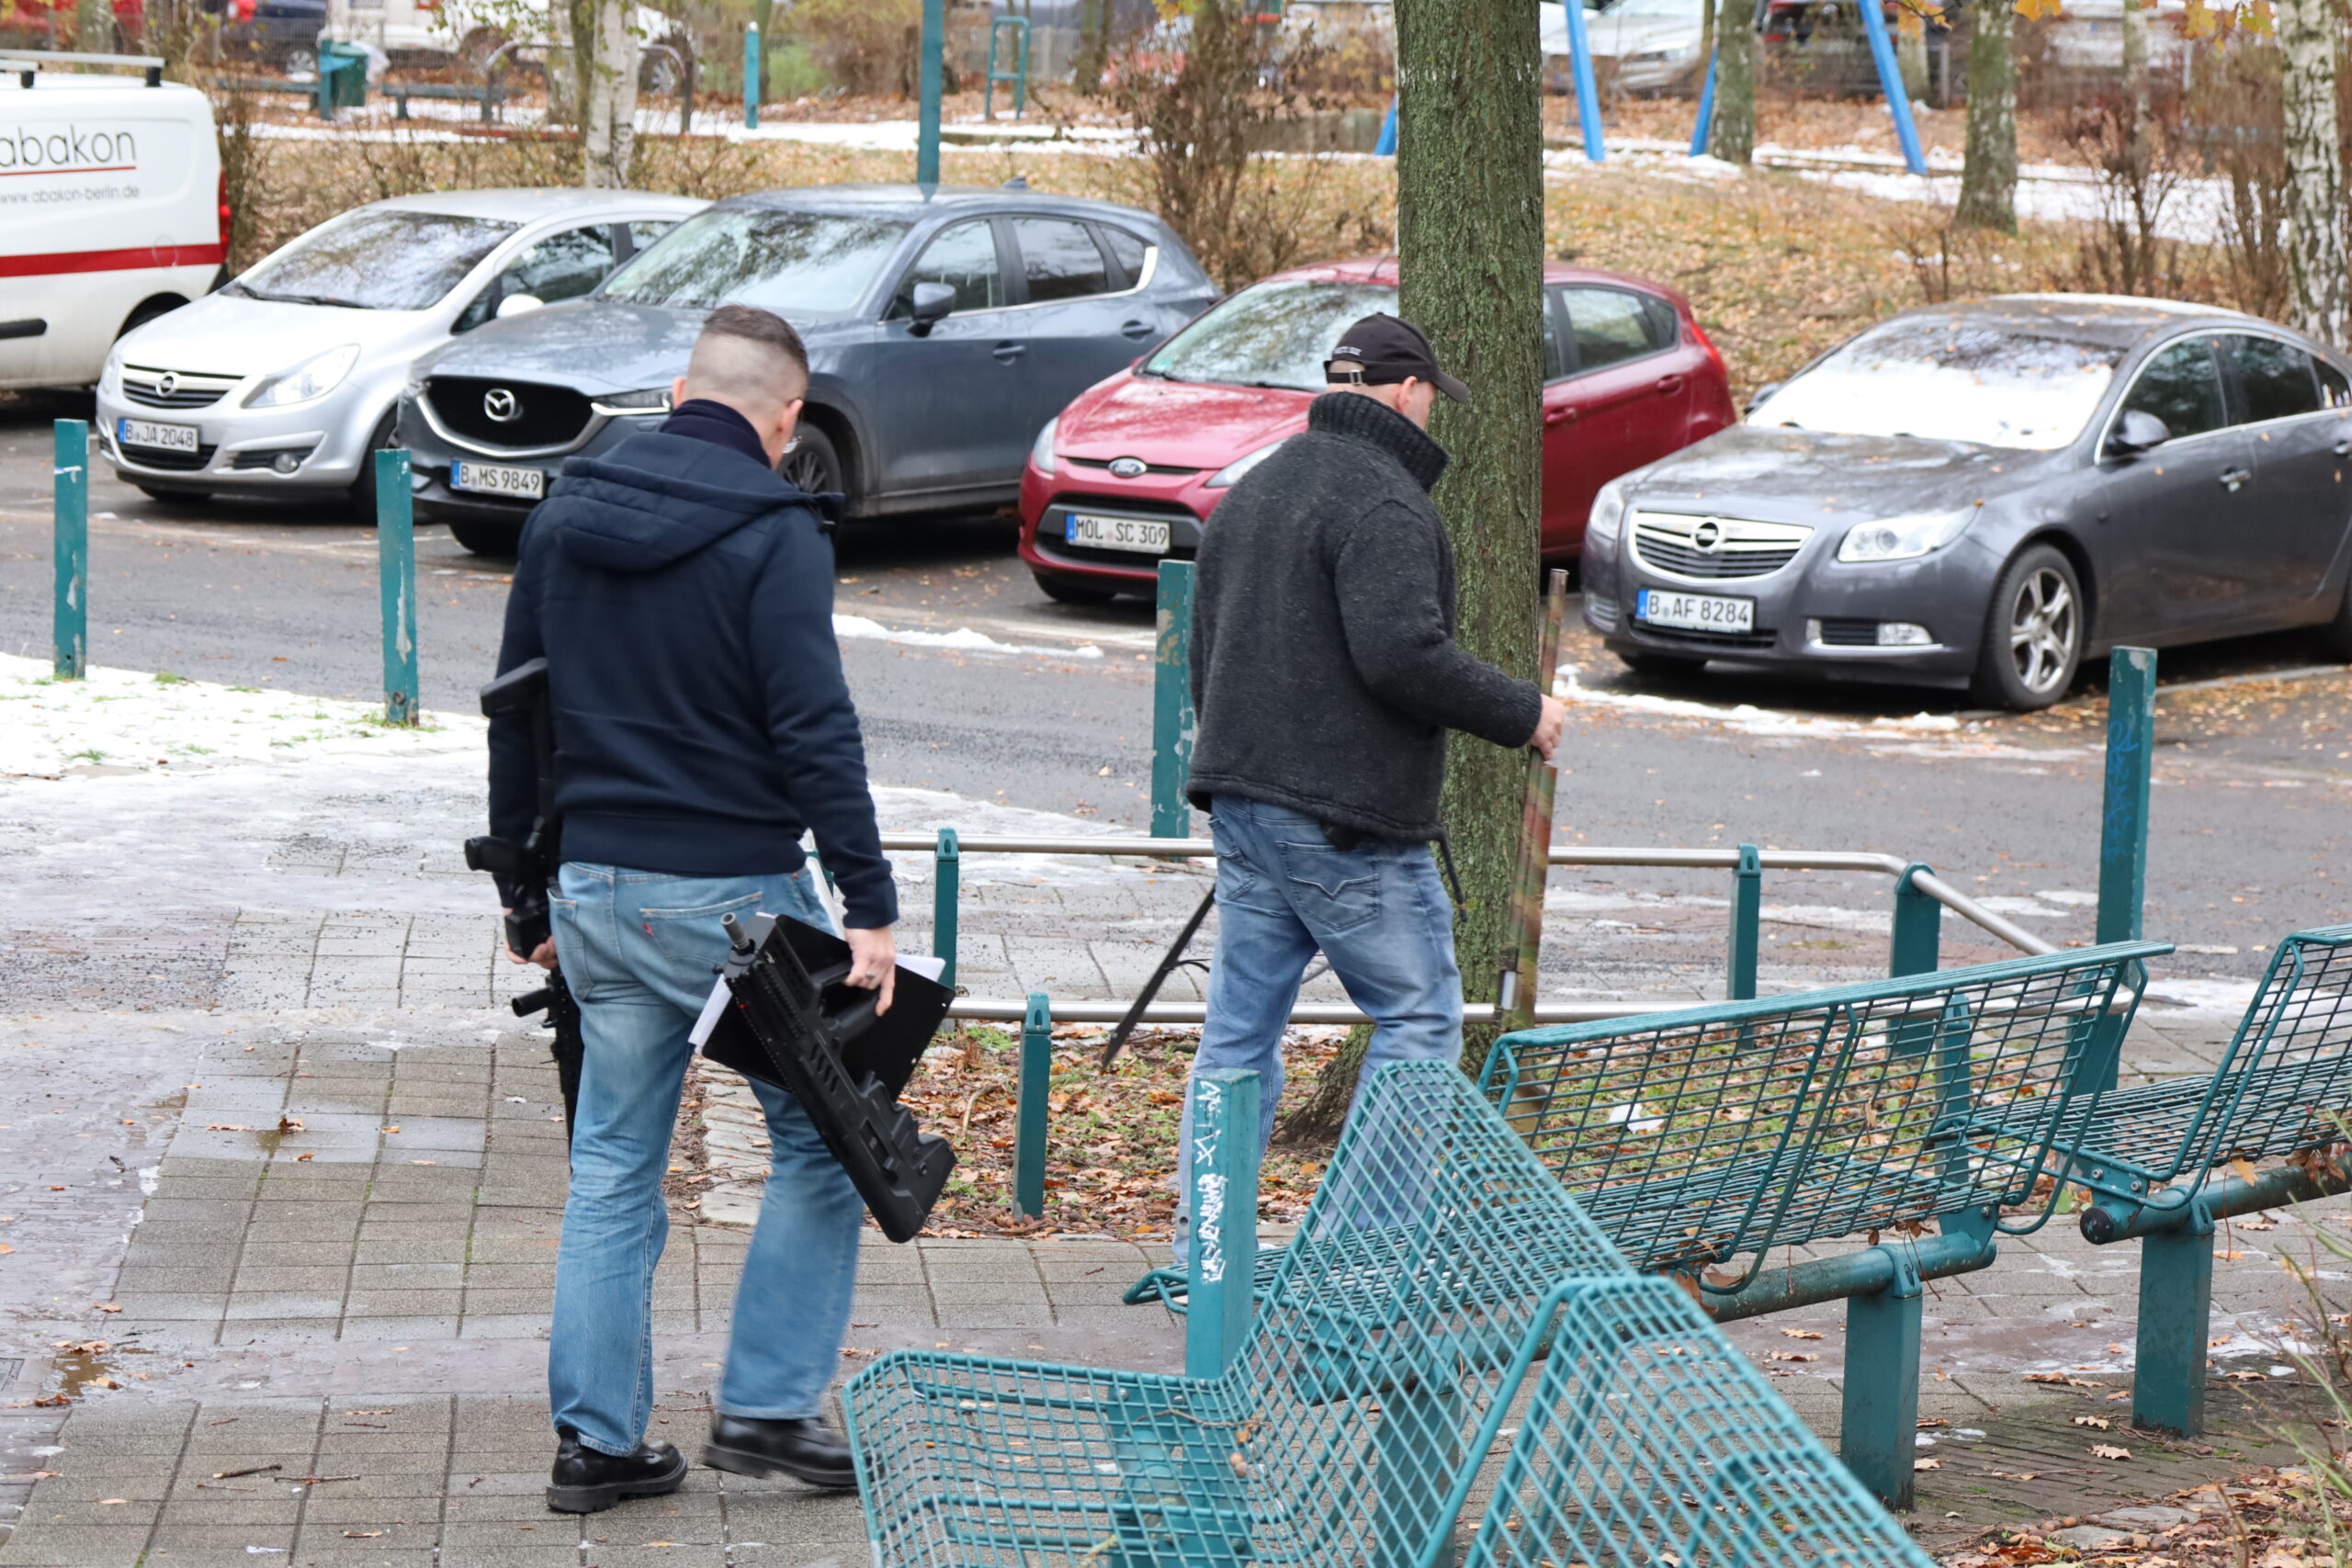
left=483, top=388, right=522, bottom=423
left=1691, top=520, right=1723, bottom=551
left=156, top=372, right=179, bottom=397
left=1108, top=457, right=1148, bottom=479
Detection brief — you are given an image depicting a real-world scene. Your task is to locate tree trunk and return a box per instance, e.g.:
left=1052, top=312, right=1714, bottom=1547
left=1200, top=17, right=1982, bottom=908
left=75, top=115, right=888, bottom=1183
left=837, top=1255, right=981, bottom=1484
left=1709, top=0, right=1755, bottom=163
left=1076, top=0, right=1108, bottom=95
left=753, top=0, right=775, bottom=110
left=1397, top=0, right=1544, bottom=1069
left=75, top=0, right=113, bottom=54
left=1957, top=0, right=2017, bottom=230
left=581, top=0, right=639, bottom=188
left=2279, top=0, right=2349, bottom=345
left=2120, top=0, right=2149, bottom=138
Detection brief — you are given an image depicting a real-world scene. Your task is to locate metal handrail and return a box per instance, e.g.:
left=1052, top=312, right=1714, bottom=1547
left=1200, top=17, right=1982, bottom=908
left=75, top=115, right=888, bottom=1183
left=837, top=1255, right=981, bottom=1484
left=873, top=833, right=2059, bottom=959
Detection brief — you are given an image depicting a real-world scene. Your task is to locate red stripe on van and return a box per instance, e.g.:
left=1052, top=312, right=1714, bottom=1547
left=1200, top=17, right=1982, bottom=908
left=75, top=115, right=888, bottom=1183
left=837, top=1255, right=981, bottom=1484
left=0, top=243, right=227, bottom=278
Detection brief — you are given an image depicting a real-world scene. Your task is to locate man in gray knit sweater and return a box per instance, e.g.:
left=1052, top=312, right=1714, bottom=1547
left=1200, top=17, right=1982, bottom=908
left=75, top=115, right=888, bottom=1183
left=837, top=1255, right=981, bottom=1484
left=1176, top=312, right=1568, bottom=1251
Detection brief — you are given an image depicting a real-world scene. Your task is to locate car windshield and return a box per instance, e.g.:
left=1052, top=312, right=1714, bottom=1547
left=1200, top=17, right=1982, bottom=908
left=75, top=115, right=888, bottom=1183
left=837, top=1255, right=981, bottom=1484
left=1749, top=317, right=2124, bottom=450
left=233, top=210, right=520, bottom=311
left=1142, top=279, right=1399, bottom=389
left=600, top=209, right=911, bottom=314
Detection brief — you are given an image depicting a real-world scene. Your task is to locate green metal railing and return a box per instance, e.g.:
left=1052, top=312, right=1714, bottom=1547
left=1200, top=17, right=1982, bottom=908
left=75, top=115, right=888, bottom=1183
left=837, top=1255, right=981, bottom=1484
left=982, top=16, right=1028, bottom=121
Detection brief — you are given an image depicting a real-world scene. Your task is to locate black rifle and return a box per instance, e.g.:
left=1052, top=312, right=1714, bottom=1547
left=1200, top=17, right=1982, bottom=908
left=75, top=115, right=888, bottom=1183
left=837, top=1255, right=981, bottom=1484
left=701, top=911, right=956, bottom=1243
left=461, top=658, right=585, bottom=1138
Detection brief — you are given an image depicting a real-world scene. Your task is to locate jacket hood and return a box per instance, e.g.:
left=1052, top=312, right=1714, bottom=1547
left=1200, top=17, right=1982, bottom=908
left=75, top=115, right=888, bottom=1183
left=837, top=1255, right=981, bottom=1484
left=537, top=430, right=807, bottom=573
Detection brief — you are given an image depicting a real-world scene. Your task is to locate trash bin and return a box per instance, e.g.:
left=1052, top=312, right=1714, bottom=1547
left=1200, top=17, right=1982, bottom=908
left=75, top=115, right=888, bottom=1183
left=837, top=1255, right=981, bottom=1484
left=315, top=39, right=368, bottom=114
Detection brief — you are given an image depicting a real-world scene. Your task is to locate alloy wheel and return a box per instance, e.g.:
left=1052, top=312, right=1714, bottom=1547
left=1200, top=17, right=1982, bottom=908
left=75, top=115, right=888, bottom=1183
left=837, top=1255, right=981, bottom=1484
left=2007, top=565, right=2078, bottom=698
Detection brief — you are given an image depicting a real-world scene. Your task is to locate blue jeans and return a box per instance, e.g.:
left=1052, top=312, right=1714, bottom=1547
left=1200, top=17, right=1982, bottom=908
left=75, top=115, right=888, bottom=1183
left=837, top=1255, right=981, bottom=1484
left=547, top=863, right=864, bottom=1455
left=1173, top=796, right=1464, bottom=1263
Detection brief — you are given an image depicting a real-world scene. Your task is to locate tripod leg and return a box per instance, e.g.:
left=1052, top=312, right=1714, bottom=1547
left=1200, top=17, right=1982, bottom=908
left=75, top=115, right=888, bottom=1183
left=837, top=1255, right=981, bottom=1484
left=1101, top=886, right=1217, bottom=1071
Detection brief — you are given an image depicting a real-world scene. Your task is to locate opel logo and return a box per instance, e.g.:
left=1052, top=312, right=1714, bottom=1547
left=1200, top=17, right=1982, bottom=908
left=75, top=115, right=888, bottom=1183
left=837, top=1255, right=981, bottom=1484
left=1108, top=457, right=1147, bottom=479
left=483, top=388, right=522, bottom=423
left=156, top=372, right=179, bottom=397
left=1691, top=520, right=1724, bottom=551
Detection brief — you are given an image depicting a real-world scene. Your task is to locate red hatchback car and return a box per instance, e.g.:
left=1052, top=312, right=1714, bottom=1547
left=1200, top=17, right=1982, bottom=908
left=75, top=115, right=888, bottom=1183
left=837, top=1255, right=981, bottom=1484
left=1017, top=254, right=1737, bottom=602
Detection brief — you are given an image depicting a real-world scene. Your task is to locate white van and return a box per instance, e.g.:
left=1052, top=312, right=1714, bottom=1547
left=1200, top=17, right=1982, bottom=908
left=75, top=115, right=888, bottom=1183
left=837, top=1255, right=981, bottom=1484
left=0, top=56, right=222, bottom=392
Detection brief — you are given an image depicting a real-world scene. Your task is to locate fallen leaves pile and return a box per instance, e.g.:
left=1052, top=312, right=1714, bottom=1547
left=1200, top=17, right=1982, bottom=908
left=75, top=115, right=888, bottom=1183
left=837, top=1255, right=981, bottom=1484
left=894, top=1025, right=1345, bottom=1239
left=1940, top=1469, right=2352, bottom=1566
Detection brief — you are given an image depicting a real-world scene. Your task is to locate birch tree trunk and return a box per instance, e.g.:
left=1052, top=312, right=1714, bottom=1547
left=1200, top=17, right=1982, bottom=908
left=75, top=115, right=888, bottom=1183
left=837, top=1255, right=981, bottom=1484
left=1956, top=0, right=2017, bottom=230
left=582, top=0, right=639, bottom=188
left=2278, top=0, right=2349, bottom=345
left=2120, top=0, right=2148, bottom=137
left=1710, top=0, right=1756, bottom=163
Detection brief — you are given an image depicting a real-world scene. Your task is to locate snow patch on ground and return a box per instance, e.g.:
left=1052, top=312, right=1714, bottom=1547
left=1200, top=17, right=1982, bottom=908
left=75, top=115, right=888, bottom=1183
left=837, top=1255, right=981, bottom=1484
left=832, top=615, right=1103, bottom=660
left=2142, top=976, right=2263, bottom=1018
left=1554, top=662, right=1962, bottom=740
left=0, top=654, right=480, bottom=778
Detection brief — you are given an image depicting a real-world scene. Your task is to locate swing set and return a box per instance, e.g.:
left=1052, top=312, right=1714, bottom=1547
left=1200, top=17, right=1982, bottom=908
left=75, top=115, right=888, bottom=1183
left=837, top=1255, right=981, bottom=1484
left=1373, top=0, right=1931, bottom=174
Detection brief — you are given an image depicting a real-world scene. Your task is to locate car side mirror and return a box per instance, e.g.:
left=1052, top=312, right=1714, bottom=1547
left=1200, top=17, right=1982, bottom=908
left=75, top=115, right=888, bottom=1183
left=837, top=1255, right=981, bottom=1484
left=907, top=281, right=956, bottom=337
left=2106, top=408, right=2170, bottom=457
left=495, top=292, right=546, bottom=320
left=1742, top=381, right=1781, bottom=416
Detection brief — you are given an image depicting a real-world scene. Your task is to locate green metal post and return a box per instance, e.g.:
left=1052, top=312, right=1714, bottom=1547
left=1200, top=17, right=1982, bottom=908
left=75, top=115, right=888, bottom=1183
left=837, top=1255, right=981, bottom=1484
left=933, top=828, right=959, bottom=989
left=1182, top=1068, right=1260, bottom=1381
left=1151, top=559, right=1196, bottom=838
left=2089, top=647, right=2156, bottom=1091
left=915, top=0, right=943, bottom=185
left=743, top=21, right=760, bottom=130
left=1841, top=1247, right=1924, bottom=1510
left=1013, top=993, right=1051, bottom=1219
left=2132, top=1203, right=2215, bottom=1436
left=1890, top=863, right=1941, bottom=977
left=1727, top=842, right=1761, bottom=1000
left=51, top=419, right=86, bottom=681
left=375, top=448, right=418, bottom=726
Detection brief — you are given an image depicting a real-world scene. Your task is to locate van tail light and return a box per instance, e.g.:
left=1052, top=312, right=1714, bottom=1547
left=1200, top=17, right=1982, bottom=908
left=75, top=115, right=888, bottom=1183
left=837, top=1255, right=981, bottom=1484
left=218, top=167, right=232, bottom=250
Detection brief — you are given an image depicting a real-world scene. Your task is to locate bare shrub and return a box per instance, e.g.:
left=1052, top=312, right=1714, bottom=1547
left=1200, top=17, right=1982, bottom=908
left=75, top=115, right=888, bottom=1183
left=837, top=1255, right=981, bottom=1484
left=787, top=0, right=922, bottom=97
left=2193, top=40, right=2290, bottom=320
left=1110, top=0, right=1385, bottom=290
left=2052, top=89, right=2200, bottom=299
left=1882, top=199, right=2018, bottom=303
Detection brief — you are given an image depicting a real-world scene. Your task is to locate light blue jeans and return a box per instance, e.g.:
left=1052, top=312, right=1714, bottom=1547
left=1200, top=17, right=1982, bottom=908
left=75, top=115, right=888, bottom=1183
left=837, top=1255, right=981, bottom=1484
left=1173, top=796, right=1463, bottom=1263
left=547, top=863, right=864, bottom=1456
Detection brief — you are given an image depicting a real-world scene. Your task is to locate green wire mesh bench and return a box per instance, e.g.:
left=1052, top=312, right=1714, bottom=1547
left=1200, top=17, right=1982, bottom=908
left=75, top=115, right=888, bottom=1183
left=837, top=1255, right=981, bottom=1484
left=846, top=1062, right=1929, bottom=1567
left=1462, top=1278, right=1933, bottom=1568
left=2051, top=922, right=2352, bottom=1436
left=1126, top=942, right=2166, bottom=1508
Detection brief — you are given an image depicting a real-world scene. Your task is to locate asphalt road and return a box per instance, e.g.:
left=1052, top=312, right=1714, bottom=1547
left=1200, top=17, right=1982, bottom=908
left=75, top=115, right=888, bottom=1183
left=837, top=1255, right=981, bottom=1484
left=4, top=391, right=2347, bottom=975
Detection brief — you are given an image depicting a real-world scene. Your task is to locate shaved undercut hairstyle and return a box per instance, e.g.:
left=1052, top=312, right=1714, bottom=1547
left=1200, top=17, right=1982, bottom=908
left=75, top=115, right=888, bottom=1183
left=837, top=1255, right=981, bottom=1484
left=684, top=304, right=809, bottom=415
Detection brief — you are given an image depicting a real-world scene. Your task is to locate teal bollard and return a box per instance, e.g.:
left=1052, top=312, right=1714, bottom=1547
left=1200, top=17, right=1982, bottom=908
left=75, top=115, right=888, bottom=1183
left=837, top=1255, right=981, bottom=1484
left=2132, top=1201, right=2216, bottom=1435
left=1890, top=863, right=1941, bottom=978
left=2090, top=647, right=2156, bottom=1091
left=1182, top=1068, right=1259, bottom=1381
left=1151, top=559, right=1196, bottom=839
left=52, top=419, right=87, bottom=681
left=915, top=0, right=943, bottom=184
left=1727, top=843, right=1761, bottom=1000
left=743, top=21, right=760, bottom=129
left=1841, top=1245, right=1926, bottom=1509
left=375, top=448, right=418, bottom=726
left=933, top=828, right=959, bottom=989
left=1013, top=994, right=1050, bottom=1218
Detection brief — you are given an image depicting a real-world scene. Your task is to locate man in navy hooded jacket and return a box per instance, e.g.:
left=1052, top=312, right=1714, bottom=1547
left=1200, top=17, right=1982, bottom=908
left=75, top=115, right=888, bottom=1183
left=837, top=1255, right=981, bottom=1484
left=488, top=304, right=896, bottom=1513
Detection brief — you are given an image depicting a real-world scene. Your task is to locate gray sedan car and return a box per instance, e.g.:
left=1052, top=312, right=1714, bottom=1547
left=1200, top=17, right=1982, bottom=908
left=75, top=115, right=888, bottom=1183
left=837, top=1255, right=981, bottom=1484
left=1580, top=295, right=2352, bottom=709
left=398, top=184, right=1218, bottom=554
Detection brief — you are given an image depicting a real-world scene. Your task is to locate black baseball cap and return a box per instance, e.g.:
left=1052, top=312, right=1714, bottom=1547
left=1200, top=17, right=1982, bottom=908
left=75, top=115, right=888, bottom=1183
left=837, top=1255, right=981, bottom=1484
left=1324, top=313, right=1470, bottom=403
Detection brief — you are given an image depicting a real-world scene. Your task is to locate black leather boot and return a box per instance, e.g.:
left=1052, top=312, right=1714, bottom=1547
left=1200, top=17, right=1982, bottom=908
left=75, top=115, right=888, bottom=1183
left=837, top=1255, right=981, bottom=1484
left=546, top=1432, right=688, bottom=1513
left=702, top=1413, right=859, bottom=1490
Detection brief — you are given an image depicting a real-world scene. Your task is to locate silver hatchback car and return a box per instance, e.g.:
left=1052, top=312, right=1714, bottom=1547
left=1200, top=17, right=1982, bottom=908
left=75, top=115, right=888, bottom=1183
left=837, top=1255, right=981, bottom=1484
left=95, top=187, right=707, bottom=514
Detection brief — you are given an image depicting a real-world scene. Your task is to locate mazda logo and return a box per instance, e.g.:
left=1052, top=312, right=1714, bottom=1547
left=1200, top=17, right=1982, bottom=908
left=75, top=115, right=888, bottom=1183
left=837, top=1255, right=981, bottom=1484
left=483, top=388, right=522, bottom=423
left=1108, top=457, right=1147, bottom=479
left=156, top=372, right=178, bottom=397
left=1691, top=520, right=1723, bottom=551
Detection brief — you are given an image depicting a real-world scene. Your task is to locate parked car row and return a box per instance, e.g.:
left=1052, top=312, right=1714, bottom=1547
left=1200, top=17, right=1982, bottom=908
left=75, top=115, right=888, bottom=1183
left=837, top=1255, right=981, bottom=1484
left=27, top=60, right=2351, bottom=714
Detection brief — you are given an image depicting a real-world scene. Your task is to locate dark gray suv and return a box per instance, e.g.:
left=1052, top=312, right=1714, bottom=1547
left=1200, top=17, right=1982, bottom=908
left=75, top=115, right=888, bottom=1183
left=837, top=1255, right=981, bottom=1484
left=399, top=184, right=1217, bottom=555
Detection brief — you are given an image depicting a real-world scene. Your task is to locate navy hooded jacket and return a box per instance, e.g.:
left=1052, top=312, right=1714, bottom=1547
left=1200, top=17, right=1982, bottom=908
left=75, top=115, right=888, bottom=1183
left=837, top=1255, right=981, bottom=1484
left=487, top=401, right=898, bottom=929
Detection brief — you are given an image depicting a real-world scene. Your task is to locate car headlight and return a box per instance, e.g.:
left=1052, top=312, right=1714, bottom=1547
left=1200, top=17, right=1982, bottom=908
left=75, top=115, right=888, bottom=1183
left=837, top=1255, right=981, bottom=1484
left=243, top=344, right=360, bottom=409
left=1030, top=415, right=1058, bottom=476
left=99, top=343, right=127, bottom=396
left=1588, top=478, right=1632, bottom=547
left=1837, top=508, right=1974, bottom=563
left=590, top=386, right=673, bottom=418
left=1205, top=437, right=1287, bottom=490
